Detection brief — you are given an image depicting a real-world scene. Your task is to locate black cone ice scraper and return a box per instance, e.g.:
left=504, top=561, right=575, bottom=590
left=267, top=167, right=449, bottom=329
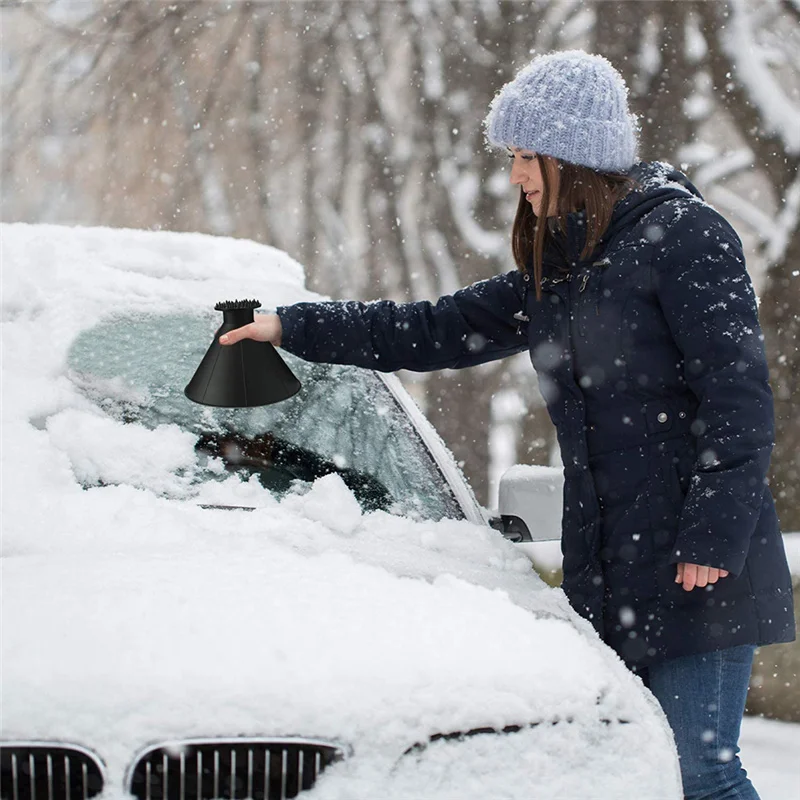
left=185, top=300, right=301, bottom=407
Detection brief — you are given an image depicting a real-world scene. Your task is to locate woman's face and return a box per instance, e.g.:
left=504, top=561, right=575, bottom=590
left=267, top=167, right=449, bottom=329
left=508, top=148, right=559, bottom=217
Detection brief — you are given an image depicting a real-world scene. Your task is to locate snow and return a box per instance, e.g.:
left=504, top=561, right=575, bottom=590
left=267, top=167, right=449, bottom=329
left=724, top=0, right=800, bottom=154
left=0, top=223, right=682, bottom=798
left=440, top=164, right=506, bottom=258
left=691, top=148, right=755, bottom=188
left=766, top=171, right=800, bottom=266
left=47, top=409, right=199, bottom=496
left=740, top=716, right=800, bottom=800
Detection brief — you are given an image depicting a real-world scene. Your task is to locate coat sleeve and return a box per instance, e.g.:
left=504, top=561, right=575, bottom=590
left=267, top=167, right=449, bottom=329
left=653, top=202, right=775, bottom=576
left=276, top=271, right=530, bottom=372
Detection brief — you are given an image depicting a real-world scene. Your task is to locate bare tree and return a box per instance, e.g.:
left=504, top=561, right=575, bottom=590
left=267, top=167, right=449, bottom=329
left=595, top=1, right=704, bottom=160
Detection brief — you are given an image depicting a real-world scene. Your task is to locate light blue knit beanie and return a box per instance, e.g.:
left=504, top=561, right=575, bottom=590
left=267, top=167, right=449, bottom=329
left=485, top=50, right=638, bottom=173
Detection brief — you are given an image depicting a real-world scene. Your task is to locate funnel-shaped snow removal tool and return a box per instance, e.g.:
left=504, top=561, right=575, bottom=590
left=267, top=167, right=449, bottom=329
left=185, top=300, right=301, bottom=407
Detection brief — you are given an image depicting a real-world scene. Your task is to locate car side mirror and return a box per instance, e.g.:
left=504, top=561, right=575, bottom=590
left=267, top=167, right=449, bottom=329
left=490, top=465, right=563, bottom=543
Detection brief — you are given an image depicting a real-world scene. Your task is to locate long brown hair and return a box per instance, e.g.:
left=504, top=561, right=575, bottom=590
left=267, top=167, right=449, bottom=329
left=511, top=155, right=634, bottom=299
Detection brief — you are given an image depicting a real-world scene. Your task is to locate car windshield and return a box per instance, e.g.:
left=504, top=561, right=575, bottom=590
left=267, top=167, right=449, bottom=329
left=66, top=311, right=463, bottom=520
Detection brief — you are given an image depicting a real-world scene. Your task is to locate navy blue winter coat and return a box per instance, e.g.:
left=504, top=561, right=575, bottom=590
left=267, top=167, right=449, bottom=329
left=277, top=161, right=795, bottom=668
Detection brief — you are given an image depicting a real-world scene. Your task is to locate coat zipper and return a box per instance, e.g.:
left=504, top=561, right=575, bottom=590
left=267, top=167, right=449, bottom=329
left=514, top=272, right=531, bottom=334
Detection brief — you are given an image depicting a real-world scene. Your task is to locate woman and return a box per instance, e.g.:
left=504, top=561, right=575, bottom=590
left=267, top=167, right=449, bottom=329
left=221, top=51, right=794, bottom=799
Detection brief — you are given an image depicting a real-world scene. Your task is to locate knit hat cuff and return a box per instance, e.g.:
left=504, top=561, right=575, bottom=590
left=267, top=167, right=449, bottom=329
left=487, top=104, right=638, bottom=173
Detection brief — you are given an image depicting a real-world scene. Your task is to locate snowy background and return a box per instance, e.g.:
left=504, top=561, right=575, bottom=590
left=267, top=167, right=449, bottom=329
left=2, top=0, right=799, bottom=797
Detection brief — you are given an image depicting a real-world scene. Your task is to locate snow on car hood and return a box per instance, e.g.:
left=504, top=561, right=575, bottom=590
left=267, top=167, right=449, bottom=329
left=3, top=476, right=674, bottom=793
left=3, top=477, right=611, bottom=746
left=1, top=224, right=679, bottom=797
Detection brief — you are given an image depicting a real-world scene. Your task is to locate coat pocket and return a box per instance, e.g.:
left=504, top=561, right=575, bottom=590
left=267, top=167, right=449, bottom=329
left=648, top=450, right=691, bottom=553
left=600, top=489, right=660, bottom=605
left=601, top=529, right=661, bottom=605
left=667, top=449, right=694, bottom=508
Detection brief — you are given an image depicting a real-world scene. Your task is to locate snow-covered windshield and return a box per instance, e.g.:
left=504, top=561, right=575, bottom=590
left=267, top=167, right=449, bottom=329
left=67, top=311, right=463, bottom=520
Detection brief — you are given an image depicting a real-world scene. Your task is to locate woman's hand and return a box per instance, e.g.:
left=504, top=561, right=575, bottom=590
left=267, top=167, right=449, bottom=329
left=675, top=562, right=730, bottom=591
left=219, top=313, right=282, bottom=347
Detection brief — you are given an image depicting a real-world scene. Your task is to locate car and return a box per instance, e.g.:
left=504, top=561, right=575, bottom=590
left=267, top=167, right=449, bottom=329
left=0, top=222, right=682, bottom=799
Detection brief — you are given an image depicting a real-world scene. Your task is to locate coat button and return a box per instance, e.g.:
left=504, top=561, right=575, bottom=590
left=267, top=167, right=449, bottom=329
left=679, top=411, right=686, bottom=419
left=657, top=412, right=668, bottom=423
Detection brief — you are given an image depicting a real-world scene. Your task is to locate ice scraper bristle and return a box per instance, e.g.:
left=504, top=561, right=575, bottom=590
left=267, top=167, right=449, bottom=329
left=214, top=299, right=262, bottom=311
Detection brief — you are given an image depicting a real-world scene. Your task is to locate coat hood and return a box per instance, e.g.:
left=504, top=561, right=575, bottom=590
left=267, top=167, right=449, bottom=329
left=611, top=160, right=701, bottom=234
left=545, top=161, right=701, bottom=269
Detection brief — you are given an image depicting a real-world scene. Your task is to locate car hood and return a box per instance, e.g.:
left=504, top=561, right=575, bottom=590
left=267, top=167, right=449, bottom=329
left=3, top=475, right=666, bottom=775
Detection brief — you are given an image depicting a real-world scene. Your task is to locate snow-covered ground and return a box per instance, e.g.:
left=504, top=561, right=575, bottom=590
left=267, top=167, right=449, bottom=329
left=740, top=716, right=800, bottom=799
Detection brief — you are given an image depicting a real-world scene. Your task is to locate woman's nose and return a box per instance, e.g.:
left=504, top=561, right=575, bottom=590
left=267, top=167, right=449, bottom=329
left=510, top=160, right=526, bottom=185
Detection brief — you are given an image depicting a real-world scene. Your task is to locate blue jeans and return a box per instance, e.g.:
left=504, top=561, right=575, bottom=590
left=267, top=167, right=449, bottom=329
left=643, top=645, right=759, bottom=800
